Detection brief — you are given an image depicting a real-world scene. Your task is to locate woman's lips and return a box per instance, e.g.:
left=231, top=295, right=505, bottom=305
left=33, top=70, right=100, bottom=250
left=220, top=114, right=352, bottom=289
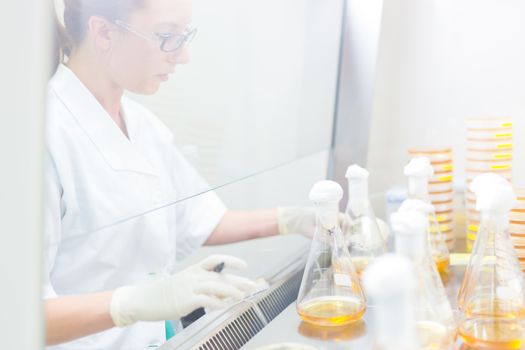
left=157, top=74, right=170, bottom=82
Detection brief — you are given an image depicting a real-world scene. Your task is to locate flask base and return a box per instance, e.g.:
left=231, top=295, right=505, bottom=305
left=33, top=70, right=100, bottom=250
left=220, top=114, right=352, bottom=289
left=297, top=296, right=365, bottom=327
left=459, top=318, right=524, bottom=350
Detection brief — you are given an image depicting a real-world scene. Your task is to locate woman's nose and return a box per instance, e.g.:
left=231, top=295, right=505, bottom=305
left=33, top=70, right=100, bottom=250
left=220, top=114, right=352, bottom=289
left=167, top=44, right=190, bottom=64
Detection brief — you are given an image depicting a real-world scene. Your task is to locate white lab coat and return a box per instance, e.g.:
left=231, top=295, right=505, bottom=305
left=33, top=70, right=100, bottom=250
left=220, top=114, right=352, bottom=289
left=44, top=65, right=226, bottom=350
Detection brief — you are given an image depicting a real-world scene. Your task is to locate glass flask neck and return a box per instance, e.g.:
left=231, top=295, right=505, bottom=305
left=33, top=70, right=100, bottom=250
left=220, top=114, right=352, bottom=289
left=480, top=211, right=510, bottom=232
left=328, top=226, right=349, bottom=259
left=313, top=201, right=348, bottom=250
left=408, top=176, right=429, bottom=201
left=347, top=179, right=371, bottom=217
left=314, top=202, right=340, bottom=231
left=347, top=177, right=369, bottom=200
left=395, top=229, right=427, bottom=262
left=374, top=294, right=418, bottom=350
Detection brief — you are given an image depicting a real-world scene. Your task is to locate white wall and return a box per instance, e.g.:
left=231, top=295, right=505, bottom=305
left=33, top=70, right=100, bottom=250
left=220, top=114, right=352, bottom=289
left=367, top=0, right=525, bottom=214
left=216, top=150, right=329, bottom=209
left=133, top=0, right=343, bottom=194
left=0, top=1, right=49, bottom=348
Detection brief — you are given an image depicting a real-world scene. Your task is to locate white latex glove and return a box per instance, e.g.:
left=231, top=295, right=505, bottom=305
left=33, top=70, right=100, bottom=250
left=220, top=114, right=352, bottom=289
left=277, top=207, right=389, bottom=245
left=277, top=207, right=317, bottom=237
left=277, top=207, right=350, bottom=238
left=110, top=255, right=257, bottom=327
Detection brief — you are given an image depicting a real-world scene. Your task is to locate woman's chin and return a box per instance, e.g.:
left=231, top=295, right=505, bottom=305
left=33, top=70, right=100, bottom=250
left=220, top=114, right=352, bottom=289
left=129, top=82, right=162, bottom=95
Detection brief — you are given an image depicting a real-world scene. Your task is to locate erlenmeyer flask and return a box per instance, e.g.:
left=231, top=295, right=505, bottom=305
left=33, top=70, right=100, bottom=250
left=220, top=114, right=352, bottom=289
left=398, top=198, right=450, bottom=284
left=392, top=206, right=456, bottom=350
left=297, top=180, right=366, bottom=327
left=404, top=157, right=450, bottom=279
left=344, top=165, right=386, bottom=277
left=457, top=173, right=525, bottom=349
left=363, top=253, right=419, bottom=350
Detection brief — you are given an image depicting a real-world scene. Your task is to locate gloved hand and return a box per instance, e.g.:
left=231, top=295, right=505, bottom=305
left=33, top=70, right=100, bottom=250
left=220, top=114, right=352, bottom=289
left=277, top=207, right=350, bottom=238
left=277, top=207, right=316, bottom=237
left=277, top=206, right=390, bottom=243
left=110, top=255, right=257, bottom=327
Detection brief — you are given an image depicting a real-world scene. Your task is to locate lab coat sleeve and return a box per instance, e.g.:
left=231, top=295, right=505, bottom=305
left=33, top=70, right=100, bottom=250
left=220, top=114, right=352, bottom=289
left=42, top=152, right=64, bottom=299
left=171, top=149, right=227, bottom=261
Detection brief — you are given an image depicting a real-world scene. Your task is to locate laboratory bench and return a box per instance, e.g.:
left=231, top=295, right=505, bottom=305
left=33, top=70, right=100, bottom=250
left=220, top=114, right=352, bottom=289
left=243, top=265, right=467, bottom=350
left=159, top=235, right=473, bottom=350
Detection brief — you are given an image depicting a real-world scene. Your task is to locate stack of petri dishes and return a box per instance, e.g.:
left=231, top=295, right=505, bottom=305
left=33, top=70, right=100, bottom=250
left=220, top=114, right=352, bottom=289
left=510, top=189, right=525, bottom=273
left=408, top=147, right=455, bottom=250
left=465, top=117, right=513, bottom=251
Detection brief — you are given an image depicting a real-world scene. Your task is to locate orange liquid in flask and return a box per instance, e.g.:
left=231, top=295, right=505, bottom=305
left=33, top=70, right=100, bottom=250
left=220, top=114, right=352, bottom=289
left=434, top=255, right=450, bottom=280
left=298, top=296, right=365, bottom=327
left=459, top=318, right=524, bottom=350
left=459, top=299, right=525, bottom=349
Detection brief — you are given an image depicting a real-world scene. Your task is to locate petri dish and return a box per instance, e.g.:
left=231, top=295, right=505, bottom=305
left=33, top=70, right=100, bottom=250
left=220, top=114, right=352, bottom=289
left=511, top=211, right=525, bottom=221
left=465, top=117, right=513, bottom=130
left=435, top=210, right=454, bottom=222
left=465, top=160, right=512, bottom=172
left=441, top=229, right=455, bottom=240
left=429, top=220, right=453, bottom=234
left=466, top=129, right=513, bottom=140
left=510, top=233, right=525, bottom=246
left=429, top=172, right=453, bottom=184
left=429, top=182, right=453, bottom=193
left=434, top=200, right=453, bottom=213
left=466, top=139, right=513, bottom=151
left=466, top=221, right=479, bottom=233
left=466, top=210, right=481, bottom=222
left=465, top=190, right=476, bottom=202
left=466, top=230, right=477, bottom=241
left=465, top=201, right=477, bottom=212
left=466, top=149, right=513, bottom=161
left=512, top=246, right=525, bottom=261
left=433, top=163, right=454, bottom=173
left=513, top=202, right=525, bottom=211
left=408, top=147, right=452, bottom=164
left=429, top=190, right=454, bottom=203
left=510, top=223, right=525, bottom=235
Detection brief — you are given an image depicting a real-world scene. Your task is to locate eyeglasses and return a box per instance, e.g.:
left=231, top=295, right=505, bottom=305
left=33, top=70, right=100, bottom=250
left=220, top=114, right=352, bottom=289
left=114, top=20, right=197, bottom=52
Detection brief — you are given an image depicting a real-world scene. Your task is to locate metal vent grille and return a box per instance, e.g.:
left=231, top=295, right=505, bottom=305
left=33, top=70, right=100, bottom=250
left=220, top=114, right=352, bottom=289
left=255, top=271, right=303, bottom=323
left=197, top=309, right=265, bottom=350
left=159, top=246, right=309, bottom=350
left=193, top=268, right=304, bottom=350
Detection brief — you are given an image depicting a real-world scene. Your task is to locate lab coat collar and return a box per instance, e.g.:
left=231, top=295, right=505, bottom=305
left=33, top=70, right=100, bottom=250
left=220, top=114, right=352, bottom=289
left=50, top=64, right=157, bottom=176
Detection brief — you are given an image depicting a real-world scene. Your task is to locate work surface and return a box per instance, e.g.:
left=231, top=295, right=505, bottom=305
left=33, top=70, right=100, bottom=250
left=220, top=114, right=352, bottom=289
left=164, top=235, right=476, bottom=349
left=242, top=266, right=466, bottom=349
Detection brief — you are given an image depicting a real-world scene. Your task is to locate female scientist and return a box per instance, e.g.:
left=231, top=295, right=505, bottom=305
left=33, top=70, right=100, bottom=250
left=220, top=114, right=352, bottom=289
left=45, top=0, right=311, bottom=348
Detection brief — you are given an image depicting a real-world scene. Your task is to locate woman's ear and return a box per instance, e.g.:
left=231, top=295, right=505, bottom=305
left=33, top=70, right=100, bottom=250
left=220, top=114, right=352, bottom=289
left=87, top=16, right=116, bottom=51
